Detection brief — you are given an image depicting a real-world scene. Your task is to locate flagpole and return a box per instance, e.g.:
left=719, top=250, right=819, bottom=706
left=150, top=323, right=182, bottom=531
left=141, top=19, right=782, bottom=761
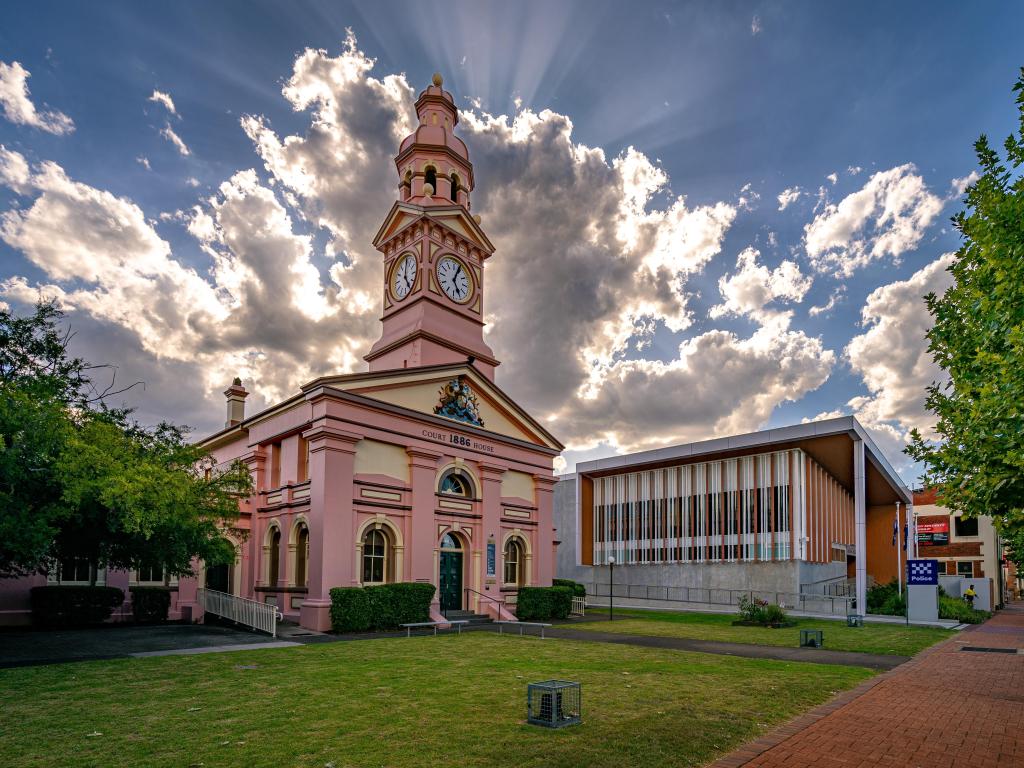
left=896, top=502, right=903, bottom=597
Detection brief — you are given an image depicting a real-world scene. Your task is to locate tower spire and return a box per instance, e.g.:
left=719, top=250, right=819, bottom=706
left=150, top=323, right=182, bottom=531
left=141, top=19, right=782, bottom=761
left=365, top=74, right=498, bottom=380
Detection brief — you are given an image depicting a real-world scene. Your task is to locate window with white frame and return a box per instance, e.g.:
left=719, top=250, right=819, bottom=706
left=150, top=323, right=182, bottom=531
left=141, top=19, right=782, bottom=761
left=50, top=556, right=103, bottom=585
left=362, top=527, right=391, bottom=585
left=503, top=537, right=525, bottom=586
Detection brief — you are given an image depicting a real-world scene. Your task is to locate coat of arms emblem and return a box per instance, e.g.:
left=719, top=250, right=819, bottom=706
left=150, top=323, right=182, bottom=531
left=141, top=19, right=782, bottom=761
left=434, top=377, right=484, bottom=427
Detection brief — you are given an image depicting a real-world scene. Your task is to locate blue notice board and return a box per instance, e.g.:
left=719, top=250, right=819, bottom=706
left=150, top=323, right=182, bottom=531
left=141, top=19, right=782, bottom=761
left=907, top=559, right=939, bottom=585
left=486, top=540, right=496, bottom=577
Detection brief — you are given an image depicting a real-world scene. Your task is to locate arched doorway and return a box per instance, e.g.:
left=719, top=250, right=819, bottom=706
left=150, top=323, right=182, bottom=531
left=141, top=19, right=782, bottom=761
left=439, top=533, right=464, bottom=614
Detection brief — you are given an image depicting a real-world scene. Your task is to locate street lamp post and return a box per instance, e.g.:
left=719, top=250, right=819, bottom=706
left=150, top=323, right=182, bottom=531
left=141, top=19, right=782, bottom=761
left=608, top=555, right=616, bottom=621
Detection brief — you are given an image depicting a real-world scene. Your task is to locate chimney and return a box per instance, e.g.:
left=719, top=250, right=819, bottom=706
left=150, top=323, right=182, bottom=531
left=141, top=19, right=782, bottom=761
left=224, top=377, right=248, bottom=428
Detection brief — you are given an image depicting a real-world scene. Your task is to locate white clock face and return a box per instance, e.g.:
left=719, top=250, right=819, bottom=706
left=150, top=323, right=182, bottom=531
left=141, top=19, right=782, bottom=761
left=392, top=254, right=416, bottom=300
left=436, top=256, right=471, bottom=303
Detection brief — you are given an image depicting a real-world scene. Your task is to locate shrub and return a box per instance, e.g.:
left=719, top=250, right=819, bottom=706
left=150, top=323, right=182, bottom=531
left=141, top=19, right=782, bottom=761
left=761, top=603, right=789, bottom=625
left=30, top=585, right=125, bottom=628
left=939, top=596, right=991, bottom=624
left=516, top=585, right=573, bottom=621
left=737, top=594, right=789, bottom=625
left=329, top=587, right=371, bottom=632
left=129, top=586, right=171, bottom=623
left=329, top=582, right=435, bottom=633
left=552, top=578, right=586, bottom=597
left=867, top=579, right=906, bottom=616
left=375, top=582, right=434, bottom=629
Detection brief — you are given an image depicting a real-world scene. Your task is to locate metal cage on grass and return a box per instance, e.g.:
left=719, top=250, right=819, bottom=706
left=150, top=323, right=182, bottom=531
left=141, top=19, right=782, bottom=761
left=846, top=614, right=864, bottom=628
left=800, top=629, right=824, bottom=648
left=526, top=680, right=581, bottom=728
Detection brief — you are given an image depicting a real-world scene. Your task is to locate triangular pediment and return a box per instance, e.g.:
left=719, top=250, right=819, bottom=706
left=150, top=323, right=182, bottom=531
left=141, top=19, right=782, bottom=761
left=303, top=364, right=561, bottom=451
left=373, top=202, right=494, bottom=254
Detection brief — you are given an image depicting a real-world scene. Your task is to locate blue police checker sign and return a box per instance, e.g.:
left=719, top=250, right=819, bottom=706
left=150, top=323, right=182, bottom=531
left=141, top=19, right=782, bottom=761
left=907, top=559, right=939, bottom=585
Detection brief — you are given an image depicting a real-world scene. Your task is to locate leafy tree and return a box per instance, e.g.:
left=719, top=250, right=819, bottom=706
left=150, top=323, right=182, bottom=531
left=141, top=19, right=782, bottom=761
left=906, top=69, right=1024, bottom=562
left=0, top=302, right=251, bottom=579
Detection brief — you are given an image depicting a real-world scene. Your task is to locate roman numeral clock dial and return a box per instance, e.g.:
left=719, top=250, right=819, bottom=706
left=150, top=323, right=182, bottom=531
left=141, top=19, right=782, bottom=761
left=436, top=256, right=471, bottom=303
left=391, top=254, right=416, bottom=300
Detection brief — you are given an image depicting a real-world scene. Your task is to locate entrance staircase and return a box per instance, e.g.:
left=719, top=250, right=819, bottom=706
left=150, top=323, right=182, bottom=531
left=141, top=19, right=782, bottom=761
left=444, top=610, right=493, bottom=627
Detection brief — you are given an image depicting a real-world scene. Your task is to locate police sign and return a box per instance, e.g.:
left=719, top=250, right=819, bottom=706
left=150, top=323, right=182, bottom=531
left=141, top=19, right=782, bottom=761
left=907, top=559, right=939, bottom=586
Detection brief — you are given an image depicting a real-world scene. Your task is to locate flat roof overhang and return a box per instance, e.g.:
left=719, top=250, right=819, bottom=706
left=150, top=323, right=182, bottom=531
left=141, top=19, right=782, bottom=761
left=575, top=416, right=911, bottom=507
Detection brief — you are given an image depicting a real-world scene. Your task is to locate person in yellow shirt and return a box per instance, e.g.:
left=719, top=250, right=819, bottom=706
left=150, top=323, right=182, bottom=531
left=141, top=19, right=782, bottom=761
left=964, top=584, right=977, bottom=608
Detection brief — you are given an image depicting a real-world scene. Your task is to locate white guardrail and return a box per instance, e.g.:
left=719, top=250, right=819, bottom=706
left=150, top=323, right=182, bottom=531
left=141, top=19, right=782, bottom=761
left=197, top=588, right=281, bottom=637
left=571, top=596, right=586, bottom=617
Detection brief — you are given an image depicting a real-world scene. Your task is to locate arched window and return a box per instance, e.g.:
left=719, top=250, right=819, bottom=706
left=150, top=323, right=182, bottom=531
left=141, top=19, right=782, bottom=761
left=362, top=528, right=391, bottom=585
left=295, top=523, right=309, bottom=588
left=438, top=468, right=474, bottom=498
left=424, top=166, right=437, bottom=194
left=440, top=533, right=462, bottom=551
left=449, top=173, right=460, bottom=203
left=267, top=527, right=281, bottom=586
left=504, top=537, right=524, bottom=586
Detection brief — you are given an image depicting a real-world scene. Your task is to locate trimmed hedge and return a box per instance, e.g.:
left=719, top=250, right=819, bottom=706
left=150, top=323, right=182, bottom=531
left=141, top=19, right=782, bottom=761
left=515, top=585, right=573, bottom=621
left=939, top=596, right=991, bottom=624
left=329, top=582, right=435, bottom=633
left=30, top=585, right=125, bottom=628
left=552, top=578, right=586, bottom=598
left=129, top=586, right=171, bottom=623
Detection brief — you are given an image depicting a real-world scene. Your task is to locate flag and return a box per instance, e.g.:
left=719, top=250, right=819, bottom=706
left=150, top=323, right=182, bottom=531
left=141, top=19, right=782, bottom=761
left=892, top=517, right=898, bottom=546
left=903, top=522, right=908, bottom=551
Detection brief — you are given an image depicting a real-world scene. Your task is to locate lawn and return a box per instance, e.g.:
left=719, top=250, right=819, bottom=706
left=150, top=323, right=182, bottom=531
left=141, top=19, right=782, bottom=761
left=574, top=608, right=953, bottom=656
left=0, top=633, right=872, bottom=768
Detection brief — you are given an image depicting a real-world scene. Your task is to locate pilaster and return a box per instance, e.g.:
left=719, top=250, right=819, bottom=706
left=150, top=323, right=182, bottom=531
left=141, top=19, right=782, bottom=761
left=299, top=422, right=360, bottom=631
left=534, top=474, right=558, bottom=586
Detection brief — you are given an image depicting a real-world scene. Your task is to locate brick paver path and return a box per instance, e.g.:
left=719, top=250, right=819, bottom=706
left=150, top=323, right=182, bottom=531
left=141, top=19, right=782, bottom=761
left=712, top=602, right=1024, bottom=768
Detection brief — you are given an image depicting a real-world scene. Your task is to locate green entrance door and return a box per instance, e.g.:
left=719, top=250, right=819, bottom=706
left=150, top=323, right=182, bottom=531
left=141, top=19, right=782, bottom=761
left=439, top=534, right=463, bottom=613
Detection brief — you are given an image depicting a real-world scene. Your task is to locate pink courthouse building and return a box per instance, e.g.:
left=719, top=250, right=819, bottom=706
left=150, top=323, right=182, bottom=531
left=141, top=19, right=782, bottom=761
left=0, top=73, right=563, bottom=631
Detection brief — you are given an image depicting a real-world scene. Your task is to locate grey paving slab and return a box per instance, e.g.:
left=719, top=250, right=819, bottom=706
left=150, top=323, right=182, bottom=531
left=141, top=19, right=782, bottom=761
left=0, top=624, right=283, bottom=669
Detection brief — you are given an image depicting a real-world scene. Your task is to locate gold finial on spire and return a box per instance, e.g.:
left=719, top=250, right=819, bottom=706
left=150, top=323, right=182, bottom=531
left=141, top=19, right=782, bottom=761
left=432, top=72, right=443, bottom=87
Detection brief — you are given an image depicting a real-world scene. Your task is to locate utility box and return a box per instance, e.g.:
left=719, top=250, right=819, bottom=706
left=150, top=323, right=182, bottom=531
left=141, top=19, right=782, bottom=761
left=846, top=614, right=863, bottom=628
left=527, top=680, right=581, bottom=728
left=800, top=629, right=824, bottom=648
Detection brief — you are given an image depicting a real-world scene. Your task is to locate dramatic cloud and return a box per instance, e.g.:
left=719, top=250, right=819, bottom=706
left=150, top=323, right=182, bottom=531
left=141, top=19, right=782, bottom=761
left=0, top=60, right=74, bottom=135
left=950, top=170, right=980, bottom=197
left=2, top=34, right=838, bottom=455
left=777, top=186, right=802, bottom=210
left=0, top=145, right=31, bottom=193
left=845, top=254, right=954, bottom=438
left=804, top=163, right=943, bottom=276
left=711, top=247, right=812, bottom=323
left=160, top=125, right=191, bottom=156
left=148, top=89, right=178, bottom=116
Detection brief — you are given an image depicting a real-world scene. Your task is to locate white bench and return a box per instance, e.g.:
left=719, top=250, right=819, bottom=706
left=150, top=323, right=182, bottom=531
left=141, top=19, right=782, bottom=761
left=400, top=620, right=469, bottom=637
left=494, top=620, right=553, bottom=639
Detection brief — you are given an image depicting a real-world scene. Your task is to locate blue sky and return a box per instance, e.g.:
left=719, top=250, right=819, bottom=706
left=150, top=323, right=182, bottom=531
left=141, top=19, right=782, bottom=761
left=1, top=1, right=1022, bottom=481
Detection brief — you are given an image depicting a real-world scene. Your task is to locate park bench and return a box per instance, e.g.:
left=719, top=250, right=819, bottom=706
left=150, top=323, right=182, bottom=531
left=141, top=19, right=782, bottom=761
left=399, top=620, right=468, bottom=637
left=494, top=620, right=553, bottom=639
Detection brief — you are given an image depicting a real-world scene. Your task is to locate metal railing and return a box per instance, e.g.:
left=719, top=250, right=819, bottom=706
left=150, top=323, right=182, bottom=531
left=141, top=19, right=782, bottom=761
left=464, top=587, right=516, bottom=620
left=571, top=596, right=586, bottom=616
left=197, top=588, right=282, bottom=637
left=585, top=583, right=853, bottom=616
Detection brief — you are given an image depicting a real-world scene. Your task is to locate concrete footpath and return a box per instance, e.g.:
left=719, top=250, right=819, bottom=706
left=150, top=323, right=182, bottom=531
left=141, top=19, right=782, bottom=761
left=544, top=626, right=908, bottom=670
left=710, top=602, right=1024, bottom=768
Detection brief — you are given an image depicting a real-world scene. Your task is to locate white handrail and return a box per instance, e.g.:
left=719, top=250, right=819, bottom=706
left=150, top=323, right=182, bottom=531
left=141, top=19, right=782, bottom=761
left=197, top=588, right=282, bottom=637
left=571, top=596, right=586, bottom=617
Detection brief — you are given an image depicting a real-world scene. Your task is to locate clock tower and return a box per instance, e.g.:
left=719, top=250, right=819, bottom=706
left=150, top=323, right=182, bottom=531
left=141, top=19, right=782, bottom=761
left=365, top=73, right=500, bottom=381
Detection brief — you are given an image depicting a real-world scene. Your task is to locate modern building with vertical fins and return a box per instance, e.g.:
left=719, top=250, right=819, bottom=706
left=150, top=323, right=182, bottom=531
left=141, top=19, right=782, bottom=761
left=554, top=417, right=913, bottom=616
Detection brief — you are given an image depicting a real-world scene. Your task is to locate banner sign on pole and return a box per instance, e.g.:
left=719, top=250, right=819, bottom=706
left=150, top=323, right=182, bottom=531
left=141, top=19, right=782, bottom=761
left=907, top=559, right=939, bottom=586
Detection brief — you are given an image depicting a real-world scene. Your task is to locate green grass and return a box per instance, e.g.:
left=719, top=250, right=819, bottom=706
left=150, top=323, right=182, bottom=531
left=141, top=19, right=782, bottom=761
left=574, top=608, right=953, bottom=656
left=0, top=634, right=873, bottom=768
